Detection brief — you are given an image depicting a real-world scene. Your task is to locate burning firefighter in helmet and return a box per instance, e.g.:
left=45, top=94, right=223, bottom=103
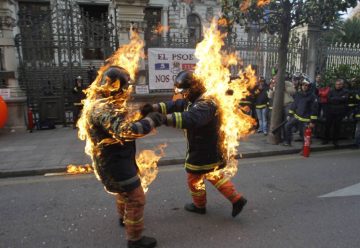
left=81, top=66, right=163, bottom=248
left=141, top=70, right=247, bottom=217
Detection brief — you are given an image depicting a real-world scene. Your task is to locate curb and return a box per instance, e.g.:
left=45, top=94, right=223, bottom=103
left=0, top=144, right=355, bottom=179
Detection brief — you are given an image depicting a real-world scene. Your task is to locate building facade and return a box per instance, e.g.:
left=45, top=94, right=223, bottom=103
left=1, top=0, right=247, bottom=128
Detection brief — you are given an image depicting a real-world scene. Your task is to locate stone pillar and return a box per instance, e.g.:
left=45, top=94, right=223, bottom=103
left=306, top=24, right=321, bottom=82
left=162, top=6, right=168, bottom=39
left=0, top=0, right=27, bottom=131
left=294, top=24, right=321, bottom=82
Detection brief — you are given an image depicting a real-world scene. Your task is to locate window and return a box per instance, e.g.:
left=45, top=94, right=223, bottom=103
left=187, top=14, right=202, bottom=45
left=144, top=7, right=162, bottom=49
left=18, top=2, right=53, bottom=62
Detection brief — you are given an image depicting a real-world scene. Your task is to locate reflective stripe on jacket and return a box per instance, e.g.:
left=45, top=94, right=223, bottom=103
left=156, top=97, right=224, bottom=174
left=288, top=91, right=318, bottom=123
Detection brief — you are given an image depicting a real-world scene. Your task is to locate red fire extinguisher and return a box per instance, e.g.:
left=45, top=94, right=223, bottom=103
left=303, top=126, right=312, bottom=157
left=27, top=108, right=34, bottom=132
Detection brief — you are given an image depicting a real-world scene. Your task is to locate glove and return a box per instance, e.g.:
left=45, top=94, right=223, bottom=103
left=146, top=112, right=166, bottom=127
left=286, top=116, right=291, bottom=121
left=140, top=103, right=154, bottom=116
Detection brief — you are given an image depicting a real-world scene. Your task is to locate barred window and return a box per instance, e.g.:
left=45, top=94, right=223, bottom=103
left=187, top=14, right=202, bottom=46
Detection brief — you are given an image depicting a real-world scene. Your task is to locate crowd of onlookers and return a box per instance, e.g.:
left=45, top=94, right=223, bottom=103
left=241, top=72, right=360, bottom=149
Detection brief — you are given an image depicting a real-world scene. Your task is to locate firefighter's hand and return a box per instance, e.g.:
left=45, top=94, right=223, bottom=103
left=140, top=103, right=154, bottom=116
left=309, top=122, right=315, bottom=128
left=286, top=116, right=291, bottom=121
left=146, top=112, right=166, bottom=127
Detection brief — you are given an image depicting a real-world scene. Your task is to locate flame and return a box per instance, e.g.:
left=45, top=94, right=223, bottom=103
left=77, top=29, right=146, bottom=185
left=240, top=0, right=270, bottom=12
left=257, top=0, right=270, bottom=7
left=217, top=18, right=229, bottom=27
left=154, top=24, right=169, bottom=35
left=136, top=144, right=167, bottom=193
left=194, top=19, right=257, bottom=179
left=240, top=0, right=251, bottom=12
left=66, top=164, right=93, bottom=174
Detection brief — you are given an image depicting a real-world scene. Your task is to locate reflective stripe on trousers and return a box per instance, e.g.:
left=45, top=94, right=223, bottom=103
left=187, top=173, right=242, bottom=208
left=116, top=186, right=145, bottom=241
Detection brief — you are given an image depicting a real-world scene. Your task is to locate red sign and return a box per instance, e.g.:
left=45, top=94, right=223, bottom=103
left=182, top=64, right=196, bottom=71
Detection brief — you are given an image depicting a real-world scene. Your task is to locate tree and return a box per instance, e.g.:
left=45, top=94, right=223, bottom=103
left=221, top=0, right=358, bottom=144
left=323, top=17, right=360, bottom=44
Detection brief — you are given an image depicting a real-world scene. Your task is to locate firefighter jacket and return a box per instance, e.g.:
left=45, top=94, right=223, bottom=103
left=327, top=88, right=349, bottom=115
left=348, top=87, right=359, bottom=108
left=355, top=91, right=360, bottom=121
left=288, top=90, right=318, bottom=123
left=240, top=94, right=254, bottom=107
left=88, top=99, right=156, bottom=193
left=254, top=86, right=269, bottom=109
left=73, top=86, right=86, bottom=105
left=155, top=97, right=224, bottom=174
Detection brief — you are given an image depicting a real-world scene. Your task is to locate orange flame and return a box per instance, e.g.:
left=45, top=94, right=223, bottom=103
left=194, top=19, right=257, bottom=178
left=136, top=144, right=167, bottom=192
left=240, top=0, right=270, bottom=12
left=78, top=29, right=146, bottom=185
left=240, top=0, right=251, bottom=12
left=154, top=24, right=169, bottom=35
left=257, top=0, right=270, bottom=7
left=66, top=164, right=93, bottom=174
left=217, top=18, right=229, bottom=27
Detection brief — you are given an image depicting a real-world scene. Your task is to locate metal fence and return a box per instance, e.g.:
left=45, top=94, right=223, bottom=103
left=323, top=43, right=360, bottom=72
left=15, top=0, right=118, bottom=125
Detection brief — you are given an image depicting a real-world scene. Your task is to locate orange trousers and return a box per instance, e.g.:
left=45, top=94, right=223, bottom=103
left=187, top=173, right=242, bottom=208
left=116, top=186, right=145, bottom=241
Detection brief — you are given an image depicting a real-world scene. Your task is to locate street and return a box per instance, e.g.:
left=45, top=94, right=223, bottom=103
left=1, top=149, right=359, bottom=248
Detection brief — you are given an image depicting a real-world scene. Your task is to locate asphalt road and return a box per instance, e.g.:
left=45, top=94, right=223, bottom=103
left=1, top=149, right=359, bottom=248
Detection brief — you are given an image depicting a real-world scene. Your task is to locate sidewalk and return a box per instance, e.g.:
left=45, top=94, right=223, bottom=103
left=0, top=126, right=355, bottom=178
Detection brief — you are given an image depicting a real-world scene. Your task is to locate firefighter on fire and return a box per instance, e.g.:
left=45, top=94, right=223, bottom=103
left=283, top=78, right=319, bottom=146
left=84, top=66, right=163, bottom=248
left=141, top=70, right=247, bottom=217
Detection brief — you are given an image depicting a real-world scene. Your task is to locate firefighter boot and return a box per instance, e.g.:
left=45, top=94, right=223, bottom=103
left=184, top=203, right=206, bottom=214
left=232, top=197, right=247, bottom=217
left=128, top=236, right=157, bottom=248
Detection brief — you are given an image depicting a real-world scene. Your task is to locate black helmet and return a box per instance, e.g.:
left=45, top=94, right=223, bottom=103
left=174, top=71, right=196, bottom=90
left=102, top=66, right=130, bottom=90
left=292, top=72, right=305, bottom=81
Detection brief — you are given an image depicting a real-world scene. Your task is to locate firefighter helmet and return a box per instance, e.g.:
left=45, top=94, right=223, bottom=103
left=100, top=66, right=130, bottom=93
left=174, top=70, right=196, bottom=91
left=102, top=66, right=130, bottom=90
left=174, top=70, right=204, bottom=102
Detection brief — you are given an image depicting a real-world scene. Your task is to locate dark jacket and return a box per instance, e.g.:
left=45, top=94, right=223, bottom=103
left=155, top=97, right=224, bottom=174
left=254, top=87, right=269, bottom=109
left=73, top=86, right=86, bottom=105
left=327, top=88, right=349, bottom=115
left=348, top=87, right=359, bottom=108
left=288, top=90, right=318, bottom=123
left=89, top=99, right=155, bottom=193
left=355, top=91, right=360, bottom=121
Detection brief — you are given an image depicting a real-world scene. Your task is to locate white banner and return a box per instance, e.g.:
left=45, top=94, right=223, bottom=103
left=148, top=48, right=197, bottom=90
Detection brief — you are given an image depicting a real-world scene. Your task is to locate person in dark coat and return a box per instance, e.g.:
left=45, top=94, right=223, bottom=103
left=352, top=89, right=360, bottom=148
left=80, top=66, right=163, bottom=248
left=283, top=79, right=318, bottom=146
left=141, top=70, right=247, bottom=218
left=72, top=76, right=86, bottom=128
left=254, top=78, right=269, bottom=135
left=322, top=79, right=349, bottom=147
